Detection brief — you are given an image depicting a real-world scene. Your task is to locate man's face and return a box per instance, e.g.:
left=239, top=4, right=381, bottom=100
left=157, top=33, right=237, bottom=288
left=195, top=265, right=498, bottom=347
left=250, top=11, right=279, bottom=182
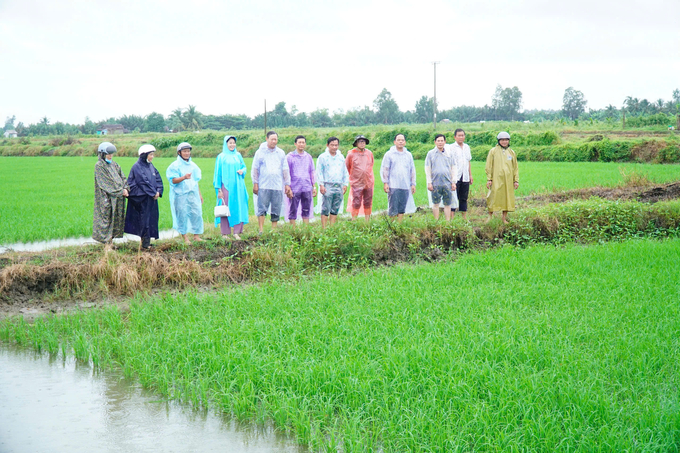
left=328, top=140, right=339, bottom=154
left=295, top=138, right=306, bottom=152
left=499, top=138, right=510, bottom=148
left=394, top=135, right=405, bottom=149
left=267, top=134, right=278, bottom=148
left=435, top=137, right=446, bottom=150
left=227, top=139, right=236, bottom=151
left=455, top=132, right=465, bottom=145
left=356, top=139, right=366, bottom=150
left=180, top=148, right=192, bottom=160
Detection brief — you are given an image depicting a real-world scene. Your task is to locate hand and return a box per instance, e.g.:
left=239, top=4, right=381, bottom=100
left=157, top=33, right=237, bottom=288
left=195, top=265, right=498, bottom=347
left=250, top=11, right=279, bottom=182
left=253, top=183, right=259, bottom=195
left=427, top=183, right=433, bottom=192
left=514, top=181, right=519, bottom=190
left=342, top=185, right=347, bottom=194
left=320, top=185, right=326, bottom=195
left=411, top=185, right=416, bottom=195
left=237, top=169, right=245, bottom=175
left=184, top=173, right=192, bottom=180
left=154, top=192, right=160, bottom=200
left=217, top=191, right=224, bottom=200
left=200, top=194, right=204, bottom=204
left=313, top=187, right=318, bottom=197
left=486, top=180, right=492, bottom=190
left=452, top=183, right=456, bottom=192
left=123, top=189, right=129, bottom=197
left=470, top=176, right=474, bottom=184
left=383, top=183, right=389, bottom=194
left=285, top=185, right=293, bottom=199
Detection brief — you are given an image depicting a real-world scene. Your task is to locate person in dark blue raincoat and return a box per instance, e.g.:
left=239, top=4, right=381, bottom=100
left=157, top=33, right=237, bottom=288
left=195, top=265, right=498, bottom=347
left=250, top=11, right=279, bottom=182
left=124, top=144, right=164, bottom=249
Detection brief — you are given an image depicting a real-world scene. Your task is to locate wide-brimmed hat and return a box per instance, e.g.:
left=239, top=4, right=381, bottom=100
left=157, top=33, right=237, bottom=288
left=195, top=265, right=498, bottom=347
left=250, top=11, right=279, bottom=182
left=353, top=135, right=370, bottom=146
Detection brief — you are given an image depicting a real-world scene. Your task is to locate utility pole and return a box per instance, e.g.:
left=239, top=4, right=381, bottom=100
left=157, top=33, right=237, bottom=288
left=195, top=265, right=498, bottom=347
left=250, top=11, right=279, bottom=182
left=264, top=99, right=267, bottom=137
left=432, top=61, right=440, bottom=130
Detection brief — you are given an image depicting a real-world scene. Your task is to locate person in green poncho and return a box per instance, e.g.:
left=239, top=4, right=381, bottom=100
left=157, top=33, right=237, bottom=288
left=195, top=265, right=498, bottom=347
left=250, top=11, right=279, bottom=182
left=93, top=142, right=129, bottom=247
left=485, top=131, right=519, bottom=224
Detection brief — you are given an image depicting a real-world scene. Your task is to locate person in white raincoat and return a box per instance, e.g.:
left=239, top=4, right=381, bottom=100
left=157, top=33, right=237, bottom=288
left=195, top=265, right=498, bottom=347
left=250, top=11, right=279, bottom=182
left=166, top=142, right=204, bottom=244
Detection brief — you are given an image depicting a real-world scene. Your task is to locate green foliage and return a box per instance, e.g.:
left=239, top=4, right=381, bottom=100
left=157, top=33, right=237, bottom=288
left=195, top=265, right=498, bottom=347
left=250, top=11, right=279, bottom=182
left=626, top=113, right=676, bottom=127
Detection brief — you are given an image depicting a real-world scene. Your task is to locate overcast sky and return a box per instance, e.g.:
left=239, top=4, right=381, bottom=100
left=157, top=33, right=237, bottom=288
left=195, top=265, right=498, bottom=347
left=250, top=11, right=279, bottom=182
left=1, top=0, right=679, bottom=125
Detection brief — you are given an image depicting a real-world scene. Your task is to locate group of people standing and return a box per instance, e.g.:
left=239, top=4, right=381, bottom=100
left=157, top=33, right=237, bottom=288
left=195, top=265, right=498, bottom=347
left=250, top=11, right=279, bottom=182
left=93, top=142, right=164, bottom=249
left=92, top=130, right=519, bottom=248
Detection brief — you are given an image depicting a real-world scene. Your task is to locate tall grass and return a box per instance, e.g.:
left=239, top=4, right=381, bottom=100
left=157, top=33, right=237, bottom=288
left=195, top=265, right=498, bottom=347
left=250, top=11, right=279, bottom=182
left=2, top=239, right=680, bottom=451
left=1, top=156, right=679, bottom=244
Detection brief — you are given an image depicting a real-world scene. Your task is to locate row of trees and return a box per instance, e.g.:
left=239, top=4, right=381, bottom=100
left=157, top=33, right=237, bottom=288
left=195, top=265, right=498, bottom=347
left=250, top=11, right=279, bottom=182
left=4, top=88, right=680, bottom=137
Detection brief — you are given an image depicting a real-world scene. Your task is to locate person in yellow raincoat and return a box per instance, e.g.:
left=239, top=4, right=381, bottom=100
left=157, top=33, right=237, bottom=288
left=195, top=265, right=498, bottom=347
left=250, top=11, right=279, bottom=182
left=485, top=131, right=519, bottom=224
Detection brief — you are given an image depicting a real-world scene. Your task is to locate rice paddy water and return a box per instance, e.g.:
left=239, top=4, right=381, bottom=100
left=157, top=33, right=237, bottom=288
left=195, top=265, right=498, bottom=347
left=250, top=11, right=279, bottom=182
left=0, top=343, right=303, bottom=453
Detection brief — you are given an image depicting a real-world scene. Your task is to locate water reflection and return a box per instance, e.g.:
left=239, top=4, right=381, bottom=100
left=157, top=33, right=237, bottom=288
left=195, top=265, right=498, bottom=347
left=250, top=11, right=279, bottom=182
left=0, top=344, right=303, bottom=453
left=0, top=230, right=179, bottom=254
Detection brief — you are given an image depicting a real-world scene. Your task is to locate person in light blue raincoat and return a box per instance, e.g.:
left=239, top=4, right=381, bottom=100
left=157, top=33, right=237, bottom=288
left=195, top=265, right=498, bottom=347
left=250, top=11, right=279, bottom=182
left=213, top=135, right=249, bottom=240
left=166, top=142, right=204, bottom=244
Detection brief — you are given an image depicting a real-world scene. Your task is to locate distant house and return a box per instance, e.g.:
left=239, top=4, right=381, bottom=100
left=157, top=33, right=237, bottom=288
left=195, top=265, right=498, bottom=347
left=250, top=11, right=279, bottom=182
left=3, top=129, right=17, bottom=138
left=96, top=124, right=125, bottom=135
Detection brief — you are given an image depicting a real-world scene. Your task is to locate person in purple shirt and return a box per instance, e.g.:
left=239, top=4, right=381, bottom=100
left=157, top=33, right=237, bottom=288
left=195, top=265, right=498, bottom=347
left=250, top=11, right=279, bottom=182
left=286, top=135, right=317, bottom=225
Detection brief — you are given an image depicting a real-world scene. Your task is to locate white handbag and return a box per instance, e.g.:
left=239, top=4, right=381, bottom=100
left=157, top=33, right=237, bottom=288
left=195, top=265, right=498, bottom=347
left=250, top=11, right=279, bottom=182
left=214, top=204, right=230, bottom=217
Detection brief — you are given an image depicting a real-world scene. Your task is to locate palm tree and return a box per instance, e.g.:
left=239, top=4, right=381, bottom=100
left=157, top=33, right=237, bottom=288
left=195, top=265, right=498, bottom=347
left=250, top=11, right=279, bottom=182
left=623, top=96, right=639, bottom=115
left=184, top=105, right=203, bottom=131
left=168, top=108, right=186, bottom=131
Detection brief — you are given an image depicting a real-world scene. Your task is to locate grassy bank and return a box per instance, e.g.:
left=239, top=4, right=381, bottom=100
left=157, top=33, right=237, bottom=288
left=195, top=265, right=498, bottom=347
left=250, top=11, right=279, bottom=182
left=1, top=156, right=679, bottom=244
left=2, top=198, right=679, bottom=302
left=2, top=238, right=679, bottom=451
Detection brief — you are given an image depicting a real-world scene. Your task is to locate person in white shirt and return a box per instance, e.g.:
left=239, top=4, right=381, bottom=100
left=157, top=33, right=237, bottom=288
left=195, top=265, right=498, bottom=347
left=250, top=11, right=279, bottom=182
left=450, top=128, right=473, bottom=220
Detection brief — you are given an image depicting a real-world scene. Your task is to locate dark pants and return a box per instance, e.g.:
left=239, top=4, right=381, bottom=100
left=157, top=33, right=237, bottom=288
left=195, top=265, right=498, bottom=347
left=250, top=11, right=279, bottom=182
left=388, top=188, right=409, bottom=216
left=124, top=195, right=160, bottom=239
left=456, top=180, right=470, bottom=212
left=289, top=191, right=313, bottom=219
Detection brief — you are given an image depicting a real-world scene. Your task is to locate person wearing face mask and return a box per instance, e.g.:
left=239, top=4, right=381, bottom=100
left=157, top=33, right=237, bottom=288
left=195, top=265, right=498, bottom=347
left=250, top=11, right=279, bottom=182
left=485, top=131, right=519, bottom=224
left=213, top=135, right=249, bottom=240
left=166, top=142, right=204, bottom=244
left=125, top=144, right=164, bottom=249
left=93, top=142, right=129, bottom=246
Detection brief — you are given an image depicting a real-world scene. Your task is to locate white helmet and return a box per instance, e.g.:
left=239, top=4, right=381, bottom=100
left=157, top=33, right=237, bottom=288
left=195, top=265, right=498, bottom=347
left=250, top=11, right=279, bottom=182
left=497, top=131, right=511, bottom=140
left=138, top=144, right=156, bottom=156
left=97, top=142, right=116, bottom=154
left=176, top=142, right=192, bottom=153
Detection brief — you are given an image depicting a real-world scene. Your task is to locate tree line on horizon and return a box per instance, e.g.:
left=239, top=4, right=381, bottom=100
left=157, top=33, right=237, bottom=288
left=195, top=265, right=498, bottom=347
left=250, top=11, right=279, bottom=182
left=4, top=87, right=680, bottom=137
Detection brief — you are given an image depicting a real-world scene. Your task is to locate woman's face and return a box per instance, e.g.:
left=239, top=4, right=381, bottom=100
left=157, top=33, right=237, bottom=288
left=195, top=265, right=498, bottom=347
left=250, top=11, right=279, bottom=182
left=146, top=152, right=155, bottom=162
left=227, top=139, right=236, bottom=151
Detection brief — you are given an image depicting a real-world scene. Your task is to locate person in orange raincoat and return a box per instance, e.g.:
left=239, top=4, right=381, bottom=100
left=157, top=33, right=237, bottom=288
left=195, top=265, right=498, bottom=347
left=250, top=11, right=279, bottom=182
left=345, top=135, right=375, bottom=220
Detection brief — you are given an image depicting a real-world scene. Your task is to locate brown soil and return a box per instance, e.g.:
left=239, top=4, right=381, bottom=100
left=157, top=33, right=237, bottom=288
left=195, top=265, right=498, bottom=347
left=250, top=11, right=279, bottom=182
left=630, top=141, right=669, bottom=162
left=470, top=182, right=680, bottom=207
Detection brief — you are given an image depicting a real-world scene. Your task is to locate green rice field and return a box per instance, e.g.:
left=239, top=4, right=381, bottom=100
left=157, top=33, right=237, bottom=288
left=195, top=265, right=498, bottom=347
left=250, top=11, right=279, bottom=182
left=3, top=238, right=679, bottom=451
left=1, top=156, right=679, bottom=244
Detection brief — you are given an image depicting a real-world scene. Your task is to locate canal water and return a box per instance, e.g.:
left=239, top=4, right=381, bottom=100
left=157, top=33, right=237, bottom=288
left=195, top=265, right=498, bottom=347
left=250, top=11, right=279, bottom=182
left=0, top=230, right=180, bottom=254
left=0, top=345, right=304, bottom=453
